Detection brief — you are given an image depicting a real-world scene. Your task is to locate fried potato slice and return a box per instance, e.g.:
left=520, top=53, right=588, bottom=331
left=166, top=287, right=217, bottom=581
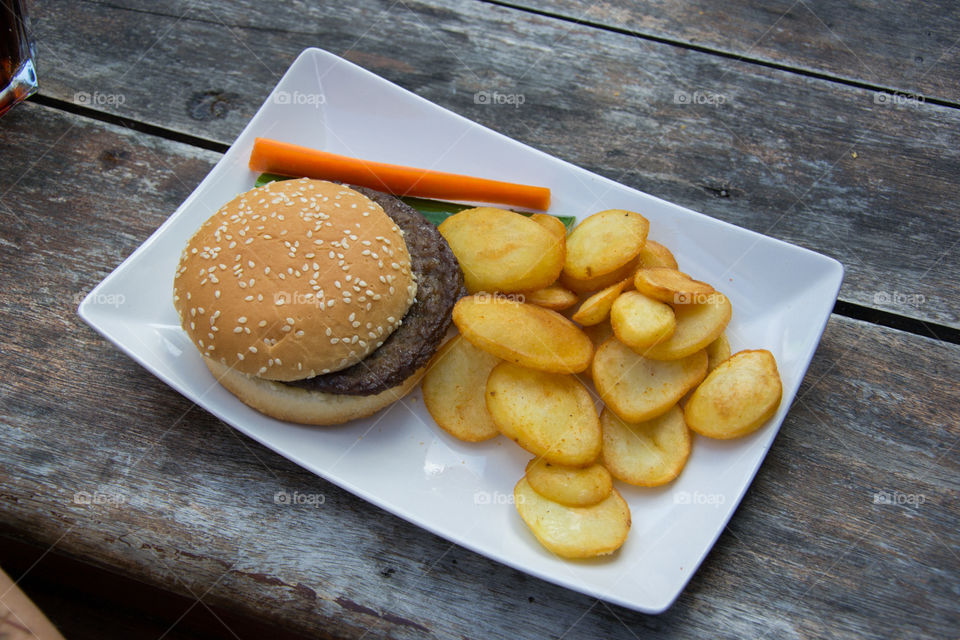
left=643, top=292, right=732, bottom=361
left=706, top=333, right=731, bottom=372
left=525, top=459, right=613, bottom=507
left=601, top=405, right=691, bottom=486
left=563, top=210, right=649, bottom=280
left=453, top=295, right=593, bottom=373
left=438, top=207, right=564, bottom=293
left=571, top=279, right=629, bottom=326
left=634, top=267, right=714, bottom=304
left=421, top=335, right=500, bottom=442
left=486, top=362, right=601, bottom=465
left=637, top=240, right=679, bottom=270
left=530, top=213, right=568, bottom=245
left=582, top=320, right=615, bottom=346
left=610, top=291, right=676, bottom=350
left=560, top=258, right=638, bottom=294
left=515, top=477, right=630, bottom=559
left=592, top=339, right=707, bottom=422
left=525, top=284, right=579, bottom=311
left=685, top=350, right=782, bottom=439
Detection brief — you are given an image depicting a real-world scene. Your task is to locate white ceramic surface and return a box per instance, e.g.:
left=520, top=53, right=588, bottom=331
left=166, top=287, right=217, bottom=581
left=79, top=48, right=844, bottom=613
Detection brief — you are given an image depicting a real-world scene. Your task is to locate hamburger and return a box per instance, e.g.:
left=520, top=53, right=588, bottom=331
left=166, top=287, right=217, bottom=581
left=173, top=178, right=465, bottom=424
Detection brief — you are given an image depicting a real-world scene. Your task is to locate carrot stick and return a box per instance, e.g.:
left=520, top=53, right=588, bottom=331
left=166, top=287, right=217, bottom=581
left=249, top=138, right=551, bottom=211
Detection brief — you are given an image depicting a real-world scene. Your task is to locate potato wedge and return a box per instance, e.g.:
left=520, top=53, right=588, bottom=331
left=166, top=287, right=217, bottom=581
left=592, top=338, right=707, bottom=422
left=524, top=284, right=578, bottom=311
left=634, top=267, right=714, bottom=305
left=571, top=279, right=629, bottom=326
left=685, top=350, right=782, bottom=439
left=560, top=258, right=638, bottom=293
left=706, top=333, right=731, bottom=372
left=564, top=210, right=649, bottom=280
left=637, top=240, right=679, bottom=270
left=486, top=362, right=601, bottom=466
left=421, top=336, right=500, bottom=442
left=643, top=292, right=732, bottom=361
left=515, top=477, right=630, bottom=559
left=530, top=213, right=568, bottom=245
left=601, top=405, right=691, bottom=486
left=438, top=207, right=564, bottom=293
left=610, top=291, right=676, bottom=350
left=453, top=296, right=593, bottom=373
left=525, top=459, right=613, bottom=507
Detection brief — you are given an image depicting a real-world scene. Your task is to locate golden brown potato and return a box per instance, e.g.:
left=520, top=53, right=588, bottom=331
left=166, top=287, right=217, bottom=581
left=643, top=292, right=732, bottom=361
left=563, top=210, right=649, bottom=280
left=524, top=284, right=579, bottom=311
left=421, top=336, right=501, bottom=442
left=634, top=267, right=715, bottom=305
left=453, top=295, right=594, bottom=373
left=438, top=207, right=564, bottom=293
left=582, top=320, right=615, bottom=346
left=685, top=350, right=782, bottom=439
left=525, top=458, right=613, bottom=507
left=637, top=240, right=679, bottom=270
left=560, top=258, right=638, bottom=294
left=601, top=405, right=691, bottom=486
left=530, top=213, right=568, bottom=245
left=705, top=333, right=731, bottom=372
left=592, top=339, right=707, bottom=422
left=610, top=291, right=676, bottom=350
left=571, top=279, right=629, bottom=326
left=486, top=362, right=601, bottom=466
left=514, top=477, right=631, bottom=559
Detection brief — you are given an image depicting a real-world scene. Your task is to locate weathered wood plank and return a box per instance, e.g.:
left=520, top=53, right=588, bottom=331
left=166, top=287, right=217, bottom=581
left=0, top=103, right=957, bottom=639
left=29, top=0, right=960, bottom=328
left=509, top=0, right=960, bottom=104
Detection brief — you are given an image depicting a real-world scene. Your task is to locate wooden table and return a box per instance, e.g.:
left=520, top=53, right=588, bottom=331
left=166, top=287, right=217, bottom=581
left=2, top=1, right=958, bottom=638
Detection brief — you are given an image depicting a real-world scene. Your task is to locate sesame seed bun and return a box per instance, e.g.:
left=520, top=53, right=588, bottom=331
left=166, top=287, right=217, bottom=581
left=173, top=179, right=417, bottom=382
left=203, top=356, right=426, bottom=426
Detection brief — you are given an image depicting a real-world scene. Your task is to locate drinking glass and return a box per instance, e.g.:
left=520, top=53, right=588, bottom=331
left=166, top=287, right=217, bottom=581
left=0, top=0, right=38, bottom=118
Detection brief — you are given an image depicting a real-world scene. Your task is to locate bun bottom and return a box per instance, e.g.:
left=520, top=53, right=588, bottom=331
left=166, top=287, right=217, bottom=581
left=204, top=357, right=425, bottom=426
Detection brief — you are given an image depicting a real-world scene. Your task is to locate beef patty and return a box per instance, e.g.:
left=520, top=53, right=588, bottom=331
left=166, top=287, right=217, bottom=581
left=284, top=186, right=465, bottom=395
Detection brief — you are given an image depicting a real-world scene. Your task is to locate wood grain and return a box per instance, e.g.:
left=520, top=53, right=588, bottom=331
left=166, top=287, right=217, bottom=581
left=507, top=0, right=960, bottom=103
left=29, top=0, right=960, bottom=328
left=0, top=102, right=957, bottom=639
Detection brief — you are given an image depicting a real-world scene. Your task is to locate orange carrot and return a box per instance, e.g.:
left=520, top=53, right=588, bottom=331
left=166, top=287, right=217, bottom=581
left=249, top=138, right=551, bottom=211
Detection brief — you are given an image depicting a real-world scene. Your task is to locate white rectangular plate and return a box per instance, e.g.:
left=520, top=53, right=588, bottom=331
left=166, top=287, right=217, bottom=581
left=79, top=48, right=843, bottom=613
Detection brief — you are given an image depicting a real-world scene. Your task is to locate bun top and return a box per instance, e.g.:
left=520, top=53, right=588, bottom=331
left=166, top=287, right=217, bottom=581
left=174, top=179, right=416, bottom=381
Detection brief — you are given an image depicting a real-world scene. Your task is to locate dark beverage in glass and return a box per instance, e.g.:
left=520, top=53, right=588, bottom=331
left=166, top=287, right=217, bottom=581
left=0, top=0, right=37, bottom=117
